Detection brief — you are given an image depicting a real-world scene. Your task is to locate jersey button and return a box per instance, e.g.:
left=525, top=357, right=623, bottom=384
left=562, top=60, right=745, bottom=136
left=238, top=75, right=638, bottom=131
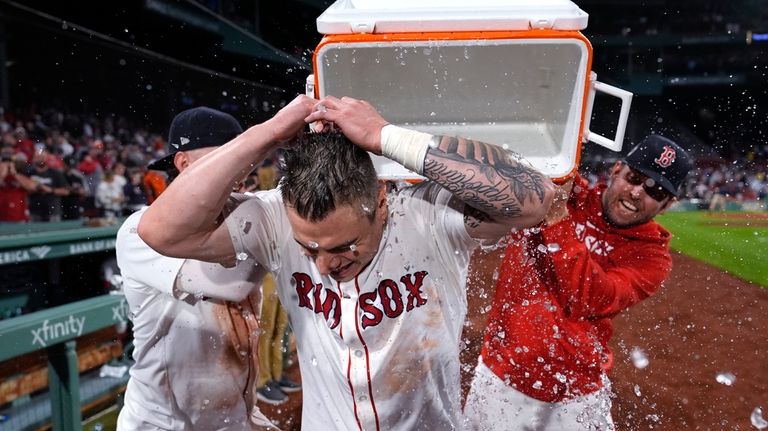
left=354, top=349, right=364, bottom=358
left=358, top=395, right=368, bottom=402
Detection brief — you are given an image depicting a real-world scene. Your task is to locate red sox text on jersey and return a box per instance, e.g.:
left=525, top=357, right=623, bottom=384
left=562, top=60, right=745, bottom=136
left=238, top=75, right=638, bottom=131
left=573, top=221, right=614, bottom=256
left=293, top=270, right=430, bottom=329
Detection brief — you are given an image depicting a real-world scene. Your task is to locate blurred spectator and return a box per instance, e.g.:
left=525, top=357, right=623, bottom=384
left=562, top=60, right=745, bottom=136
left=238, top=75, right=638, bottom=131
left=13, top=126, right=35, bottom=160
left=0, top=145, right=38, bottom=222
left=27, top=148, right=69, bottom=221
left=77, top=151, right=103, bottom=196
left=62, top=156, right=87, bottom=220
left=95, top=170, right=124, bottom=218
left=113, top=161, right=128, bottom=189
left=123, top=167, right=148, bottom=214
left=708, top=182, right=729, bottom=212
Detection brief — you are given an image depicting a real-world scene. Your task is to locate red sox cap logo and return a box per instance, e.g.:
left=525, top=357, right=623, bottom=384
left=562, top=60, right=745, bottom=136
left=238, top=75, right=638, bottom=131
left=654, top=146, right=676, bottom=168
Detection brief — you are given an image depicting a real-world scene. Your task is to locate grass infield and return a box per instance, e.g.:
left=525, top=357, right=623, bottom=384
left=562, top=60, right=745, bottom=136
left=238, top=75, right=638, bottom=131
left=656, top=211, right=768, bottom=287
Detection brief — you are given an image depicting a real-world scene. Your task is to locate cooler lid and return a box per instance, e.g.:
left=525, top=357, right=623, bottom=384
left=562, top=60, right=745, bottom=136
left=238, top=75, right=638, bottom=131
left=317, top=0, right=588, bottom=34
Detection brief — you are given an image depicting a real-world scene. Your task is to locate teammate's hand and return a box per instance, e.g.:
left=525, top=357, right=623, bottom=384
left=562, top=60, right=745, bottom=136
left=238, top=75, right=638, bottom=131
left=266, top=95, right=316, bottom=144
left=304, top=96, right=389, bottom=154
left=544, top=178, right=574, bottom=226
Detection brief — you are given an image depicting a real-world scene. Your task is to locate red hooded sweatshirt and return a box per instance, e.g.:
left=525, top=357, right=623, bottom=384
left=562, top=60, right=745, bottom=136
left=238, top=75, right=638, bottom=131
left=481, top=173, right=672, bottom=402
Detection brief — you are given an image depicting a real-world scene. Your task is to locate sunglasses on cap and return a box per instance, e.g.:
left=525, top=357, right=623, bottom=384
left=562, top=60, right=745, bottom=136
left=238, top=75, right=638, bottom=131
left=622, top=165, right=671, bottom=202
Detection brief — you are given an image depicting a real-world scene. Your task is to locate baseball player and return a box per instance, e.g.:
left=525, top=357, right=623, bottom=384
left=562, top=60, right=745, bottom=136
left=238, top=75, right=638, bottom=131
left=137, top=95, right=555, bottom=430
left=464, top=135, right=693, bottom=430
left=116, top=107, right=277, bottom=430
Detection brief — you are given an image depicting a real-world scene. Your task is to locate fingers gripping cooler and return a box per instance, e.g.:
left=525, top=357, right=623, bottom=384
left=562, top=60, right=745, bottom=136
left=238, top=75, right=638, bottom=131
left=308, top=0, right=633, bottom=181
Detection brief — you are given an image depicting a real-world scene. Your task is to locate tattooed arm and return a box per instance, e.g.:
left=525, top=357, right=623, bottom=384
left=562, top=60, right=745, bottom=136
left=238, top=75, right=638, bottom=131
left=423, top=135, right=554, bottom=239
left=305, top=96, right=555, bottom=240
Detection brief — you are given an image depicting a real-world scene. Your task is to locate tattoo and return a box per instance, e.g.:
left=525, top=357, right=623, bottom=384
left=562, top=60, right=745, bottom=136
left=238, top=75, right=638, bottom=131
left=423, top=135, right=548, bottom=220
left=464, top=205, right=492, bottom=228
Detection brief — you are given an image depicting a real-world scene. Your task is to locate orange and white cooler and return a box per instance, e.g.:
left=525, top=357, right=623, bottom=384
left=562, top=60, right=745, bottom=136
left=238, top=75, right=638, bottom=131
left=308, top=0, right=633, bottom=182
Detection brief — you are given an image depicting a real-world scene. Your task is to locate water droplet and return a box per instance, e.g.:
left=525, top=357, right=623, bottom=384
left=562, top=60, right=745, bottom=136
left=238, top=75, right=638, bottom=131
left=429, top=111, right=437, bottom=117
left=311, top=356, right=318, bottom=366
left=751, top=407, right=768, bottom=429
left=236, top=252, right=248, bottom=261
left=308, top=241, right=319, bottom=249
left=555, top=372, right=567, bottom=383
left=537, top=244, right=548, bottom=253
left=715, top=372, right=736, bottom=386
left=193, top=290, right=204, bottom=300
left=496, top=331, right=506, bottom=340
left=633, top=384, right=642, bottom=396
left=547, top=243, right=561, bottom=253
left=630, top=347, right=649, bottom=369
left=532, top=380, right=542, bottom=389
left=349, top=244, right=358, bottom=252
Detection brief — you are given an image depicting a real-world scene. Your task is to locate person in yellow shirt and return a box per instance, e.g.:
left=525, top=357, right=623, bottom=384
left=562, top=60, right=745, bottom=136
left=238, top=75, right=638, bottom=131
left=256, top=157, right=302, bottom=405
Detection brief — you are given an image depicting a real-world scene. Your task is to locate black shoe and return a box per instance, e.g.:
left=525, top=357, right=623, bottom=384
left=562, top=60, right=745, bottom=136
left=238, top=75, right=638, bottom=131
left=277, top=377, right=302, bottom=393
left=256, top=380, right=288, bottom=405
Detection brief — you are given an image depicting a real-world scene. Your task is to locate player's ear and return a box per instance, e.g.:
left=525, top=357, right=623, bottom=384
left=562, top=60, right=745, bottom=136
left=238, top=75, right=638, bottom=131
left=376, top=184, right=387, bottom=224
left=609, top=161, right=623, bottom=179
left=173, top=152, right=189, bottom=172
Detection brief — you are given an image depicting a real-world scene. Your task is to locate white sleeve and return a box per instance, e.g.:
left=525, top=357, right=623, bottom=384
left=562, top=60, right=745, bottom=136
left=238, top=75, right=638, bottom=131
left=115, top=210, right=185, bottom=297
left=224, top=189, right=290, bottom=272
left=174, top=258, right=267, bottom=302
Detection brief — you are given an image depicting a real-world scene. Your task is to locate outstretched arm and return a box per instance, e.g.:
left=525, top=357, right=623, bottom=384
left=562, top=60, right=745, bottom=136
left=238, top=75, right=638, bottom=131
left=138, top=95, right=316, bottom=265
left=306, top=96, right=555, bottom=240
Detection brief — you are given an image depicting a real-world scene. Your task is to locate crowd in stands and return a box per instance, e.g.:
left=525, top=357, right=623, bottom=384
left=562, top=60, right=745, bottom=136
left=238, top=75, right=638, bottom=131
left=1, top=105, right=766, bottom=224
left=0, top=107, right=172, bottom=223
left=581, top=145, right=768, bottom=211
left=681, top=152, right=768, bottom=209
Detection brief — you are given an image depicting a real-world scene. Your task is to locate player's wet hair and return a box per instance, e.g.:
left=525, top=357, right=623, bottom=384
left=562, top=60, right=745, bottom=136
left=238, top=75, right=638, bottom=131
left=280, top=131, right=379, bottom=222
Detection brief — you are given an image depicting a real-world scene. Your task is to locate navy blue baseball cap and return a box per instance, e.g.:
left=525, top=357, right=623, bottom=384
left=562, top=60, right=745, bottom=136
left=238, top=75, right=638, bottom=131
left=148, top=106, right=243, bottom=171
left=624, top=135, right=693, bottom=197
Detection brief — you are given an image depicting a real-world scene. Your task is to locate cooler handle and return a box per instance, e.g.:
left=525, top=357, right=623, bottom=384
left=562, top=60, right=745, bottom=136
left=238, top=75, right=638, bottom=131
left=583, top=72, right=633, bottom=152
left=305, top=74, right=316, bottom=99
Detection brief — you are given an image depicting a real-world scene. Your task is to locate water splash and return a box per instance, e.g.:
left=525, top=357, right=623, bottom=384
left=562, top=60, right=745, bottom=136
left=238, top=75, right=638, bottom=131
left=715, top=372, right=736, bottom=386
left=630, top=347, right=649, bottom=369
left=751, top=407, right=768, bottom=430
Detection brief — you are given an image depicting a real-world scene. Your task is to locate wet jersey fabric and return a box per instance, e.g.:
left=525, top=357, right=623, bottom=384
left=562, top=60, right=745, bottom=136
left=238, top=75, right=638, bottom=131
left=227, top=182, right=478, bottom=430
left=116, top=206, right=272, bottom=430
left=480, top=173, right=671, bottom=402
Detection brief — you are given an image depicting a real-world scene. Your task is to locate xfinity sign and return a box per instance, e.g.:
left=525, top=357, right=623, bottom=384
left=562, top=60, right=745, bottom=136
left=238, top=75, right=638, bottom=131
left=31, top=316, right=86, bottom=348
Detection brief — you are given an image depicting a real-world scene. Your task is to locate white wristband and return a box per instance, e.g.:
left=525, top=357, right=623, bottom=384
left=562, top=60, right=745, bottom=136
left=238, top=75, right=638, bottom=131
left=380, top=125, right=433, bottom=175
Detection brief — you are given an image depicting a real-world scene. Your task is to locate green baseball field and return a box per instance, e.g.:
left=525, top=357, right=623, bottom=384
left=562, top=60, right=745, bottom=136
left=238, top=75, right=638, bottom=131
left=656, top=211, right=768, bottom=287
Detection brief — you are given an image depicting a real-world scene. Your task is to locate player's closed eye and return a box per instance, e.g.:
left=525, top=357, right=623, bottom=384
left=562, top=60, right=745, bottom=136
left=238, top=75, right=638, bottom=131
left=624, top=168, right=670, bottom=202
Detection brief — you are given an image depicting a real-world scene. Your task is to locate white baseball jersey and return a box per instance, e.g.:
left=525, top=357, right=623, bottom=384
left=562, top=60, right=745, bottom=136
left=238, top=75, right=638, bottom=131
left=116, top=206, right=275, bottom=430
left=227, top=182, right=478, bottom=430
